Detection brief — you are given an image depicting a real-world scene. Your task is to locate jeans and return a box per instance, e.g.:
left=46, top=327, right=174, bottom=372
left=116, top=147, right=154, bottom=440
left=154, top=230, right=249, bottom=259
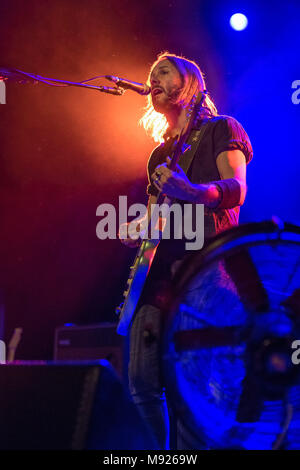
left=128, top=303, right=170, bottom=450
left=127, top=249, right=188, bottom=450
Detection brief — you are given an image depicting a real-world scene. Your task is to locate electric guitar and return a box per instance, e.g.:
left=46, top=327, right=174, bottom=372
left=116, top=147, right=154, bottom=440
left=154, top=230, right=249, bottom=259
left=116, top=95, right=202, bottom=336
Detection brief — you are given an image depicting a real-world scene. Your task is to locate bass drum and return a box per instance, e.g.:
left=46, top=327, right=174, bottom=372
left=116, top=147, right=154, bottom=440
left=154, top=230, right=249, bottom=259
left=163, top=220, right=300, bottom=450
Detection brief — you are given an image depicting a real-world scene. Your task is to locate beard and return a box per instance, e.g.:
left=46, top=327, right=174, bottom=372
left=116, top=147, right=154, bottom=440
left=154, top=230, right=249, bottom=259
left=152, top=86, right=182, bottom=114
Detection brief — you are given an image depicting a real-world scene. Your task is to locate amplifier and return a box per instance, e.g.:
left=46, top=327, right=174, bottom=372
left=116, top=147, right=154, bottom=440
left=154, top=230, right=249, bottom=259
left=54, top=323, right=125, bottom=380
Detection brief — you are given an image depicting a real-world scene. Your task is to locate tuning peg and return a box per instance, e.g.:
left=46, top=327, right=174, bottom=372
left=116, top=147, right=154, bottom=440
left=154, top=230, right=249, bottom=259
left=115, top=302, right=124, bottom=316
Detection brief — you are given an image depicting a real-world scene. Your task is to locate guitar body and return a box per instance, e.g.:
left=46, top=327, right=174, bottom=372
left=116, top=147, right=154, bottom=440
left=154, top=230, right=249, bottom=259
left=116, top=239, right=159, bottom=335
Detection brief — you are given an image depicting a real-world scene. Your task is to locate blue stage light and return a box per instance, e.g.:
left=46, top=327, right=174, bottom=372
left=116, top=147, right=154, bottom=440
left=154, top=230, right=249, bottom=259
left=230, top=13, right=248, bottom=31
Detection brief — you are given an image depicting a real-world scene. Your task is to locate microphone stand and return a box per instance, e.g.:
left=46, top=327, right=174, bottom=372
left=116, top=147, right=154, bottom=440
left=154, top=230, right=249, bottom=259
left=0, top=67, right=125, bottom=96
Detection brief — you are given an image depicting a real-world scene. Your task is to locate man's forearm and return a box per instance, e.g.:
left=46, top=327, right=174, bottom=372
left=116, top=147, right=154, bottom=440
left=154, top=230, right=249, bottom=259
left=188, top=182, right=222, bottom=208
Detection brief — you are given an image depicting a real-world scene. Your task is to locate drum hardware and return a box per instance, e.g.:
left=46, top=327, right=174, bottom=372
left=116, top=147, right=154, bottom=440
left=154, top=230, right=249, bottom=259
left=163, top=220, right=300, bottom=449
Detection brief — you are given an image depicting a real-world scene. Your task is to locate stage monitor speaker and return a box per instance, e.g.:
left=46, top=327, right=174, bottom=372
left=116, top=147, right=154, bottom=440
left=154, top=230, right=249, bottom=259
left=0, top=360, right=157, bottom=450
left=54, top=323, right=125, bottom=381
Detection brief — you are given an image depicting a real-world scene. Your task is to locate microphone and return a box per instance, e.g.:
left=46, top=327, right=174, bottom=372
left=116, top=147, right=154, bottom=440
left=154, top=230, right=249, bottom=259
left=105, top=75, right=150, bottom=95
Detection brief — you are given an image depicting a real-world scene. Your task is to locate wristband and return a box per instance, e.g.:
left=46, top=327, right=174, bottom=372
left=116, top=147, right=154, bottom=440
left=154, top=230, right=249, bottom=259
left=210, top=178, right=242, bottom=209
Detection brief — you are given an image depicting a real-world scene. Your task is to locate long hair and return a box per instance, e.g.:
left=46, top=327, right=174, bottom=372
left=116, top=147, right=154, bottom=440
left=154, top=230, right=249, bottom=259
left=140, top=52, right=217, bottom=143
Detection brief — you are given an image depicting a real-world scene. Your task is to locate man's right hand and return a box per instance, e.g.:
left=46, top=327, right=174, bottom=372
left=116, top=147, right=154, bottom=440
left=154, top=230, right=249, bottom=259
left=118, top=218, right=147, bottom=248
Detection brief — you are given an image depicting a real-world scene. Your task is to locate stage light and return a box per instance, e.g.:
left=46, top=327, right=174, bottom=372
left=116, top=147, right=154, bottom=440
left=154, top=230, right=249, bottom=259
left=230, top=13, right=248, bottom=31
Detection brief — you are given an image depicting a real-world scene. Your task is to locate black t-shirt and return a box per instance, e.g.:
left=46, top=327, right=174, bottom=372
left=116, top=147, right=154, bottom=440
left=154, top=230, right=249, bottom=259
left=147, top=115, right=253, bottom=240
left=140, top=114, right=253, bottom=300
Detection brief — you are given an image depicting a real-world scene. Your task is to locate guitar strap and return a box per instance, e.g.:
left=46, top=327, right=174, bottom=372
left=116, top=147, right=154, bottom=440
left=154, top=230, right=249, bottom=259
left=178, top=119, right=211, bottom=175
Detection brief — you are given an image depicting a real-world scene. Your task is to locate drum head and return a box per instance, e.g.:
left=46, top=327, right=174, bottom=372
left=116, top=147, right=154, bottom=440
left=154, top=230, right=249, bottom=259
left=163, top=221, right=300, bottom=450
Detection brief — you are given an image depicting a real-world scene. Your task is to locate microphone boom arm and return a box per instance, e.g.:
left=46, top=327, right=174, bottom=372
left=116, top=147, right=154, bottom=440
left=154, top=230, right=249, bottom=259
left=0, top=67, right=125, bottom=96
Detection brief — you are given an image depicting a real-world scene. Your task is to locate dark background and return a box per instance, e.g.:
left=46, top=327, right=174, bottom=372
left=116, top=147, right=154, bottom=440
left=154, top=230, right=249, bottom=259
left=0, top=0, right=299, bottom=359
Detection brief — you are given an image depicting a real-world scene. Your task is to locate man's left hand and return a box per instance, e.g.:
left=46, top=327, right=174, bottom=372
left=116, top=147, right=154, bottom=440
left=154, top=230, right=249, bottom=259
left=152, top=156, right=196, bottom=201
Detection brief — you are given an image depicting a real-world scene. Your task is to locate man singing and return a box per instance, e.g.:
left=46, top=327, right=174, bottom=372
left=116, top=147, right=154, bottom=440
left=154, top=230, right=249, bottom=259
left=119, top=52, right=253, bottom=449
